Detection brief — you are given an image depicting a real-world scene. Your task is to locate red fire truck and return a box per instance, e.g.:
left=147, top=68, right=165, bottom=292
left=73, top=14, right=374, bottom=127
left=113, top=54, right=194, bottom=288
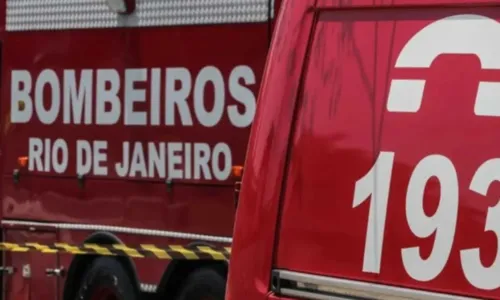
left=227, top=0, right=500, bottom=299
left=0, top=0, right=281, bottom=299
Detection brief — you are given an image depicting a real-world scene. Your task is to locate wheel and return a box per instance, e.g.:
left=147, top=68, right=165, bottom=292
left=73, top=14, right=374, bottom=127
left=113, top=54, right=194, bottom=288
left=174, top=268, right=226, bottom=300
left=75, top=256, right=138, bottom=300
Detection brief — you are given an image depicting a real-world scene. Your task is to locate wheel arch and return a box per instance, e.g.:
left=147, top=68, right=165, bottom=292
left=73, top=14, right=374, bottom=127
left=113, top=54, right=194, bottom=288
left=156, top=241, right=229, bottom=299
left=62, top=231, right=141, bottom=300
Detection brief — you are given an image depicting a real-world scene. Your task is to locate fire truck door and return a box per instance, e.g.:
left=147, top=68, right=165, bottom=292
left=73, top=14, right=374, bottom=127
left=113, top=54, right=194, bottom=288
left=272, top=6, right=500, bottom=300
left=2, top=229, right=59, bottom=300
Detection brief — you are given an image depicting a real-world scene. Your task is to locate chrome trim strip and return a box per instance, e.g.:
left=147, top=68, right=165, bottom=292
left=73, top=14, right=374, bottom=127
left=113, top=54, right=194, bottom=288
left=273, top=269, right=480, bottom=300
left=2, top=220, right=232, bottom=244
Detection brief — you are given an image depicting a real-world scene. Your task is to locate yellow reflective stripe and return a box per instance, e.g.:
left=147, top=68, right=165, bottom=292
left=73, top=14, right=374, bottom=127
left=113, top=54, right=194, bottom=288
left=54, top=243, right=86, bottom=254
left=197, top=246, right=226, bottom=260
left=0, top=242, right=29, bottom=252
left=112, top=244, right=144, bottom=258
left=83, top=243, right=114, bottom=256
left=170, top=245, right=198, bottom=260
left=25, top=243, right=58, bottom=254
left=0, top=242, right=232, bottom=260
left=141, top=244, right=171, bottom=259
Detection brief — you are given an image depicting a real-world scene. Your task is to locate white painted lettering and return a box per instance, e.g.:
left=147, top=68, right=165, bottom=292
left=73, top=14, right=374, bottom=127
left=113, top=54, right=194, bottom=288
left=44, top=138, right=51, bottom=172
left=13, top=65, right=255, bottom=182
left=52, top=139, right=68, bottom=174
left=212, top=142, right=232, bottom=180
left=28, top=137, right=43, bottom=171
left=167, top=142, right=183, bottom=179
left=125, top=68, right=147, bottom=125
left=63, top=70, right=93, bottom=124
left=96, top=69, right=120, bottom=125
left=115, top=142, right=130, bottom=177
left=11, top=70, right=33, bottom=123
left=194, top=66, right=224, bottom=127
left=184, top=142, right=192, bottom=179
left=76, top=140, right=92, bottom=175
left=165, top=68, right=193, bottom=126
left=228, top=65, right=256, bottom=128
left=93, top=140, right=108, bottom=176
left=129, top=141, right=147, bottom=177
left=35, top=69, right=60, bottom=125
left=150, top=68, right=161, bottom=126
left=148, top=142, right=165, bottom=178
left=194, top=143, right=211, bottom=180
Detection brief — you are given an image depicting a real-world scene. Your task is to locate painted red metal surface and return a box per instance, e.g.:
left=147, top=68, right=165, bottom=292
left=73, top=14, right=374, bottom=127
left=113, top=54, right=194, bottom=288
left=0, top=24, right=267, bottom=295
left=226, top=0, right=317, bottom=299
left=0, top=1, right=278, bottom=298
left=3, top=229, right=59, bottom=300
left=0, top=27, right=268, bottom=230
left=228, top=0, right=500, bottom=299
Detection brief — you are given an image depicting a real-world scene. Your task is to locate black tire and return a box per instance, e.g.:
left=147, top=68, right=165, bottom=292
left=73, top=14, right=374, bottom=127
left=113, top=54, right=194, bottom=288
left=174, top=268, right=226, bottom=300
left=75, top=256, right=138, bottom=300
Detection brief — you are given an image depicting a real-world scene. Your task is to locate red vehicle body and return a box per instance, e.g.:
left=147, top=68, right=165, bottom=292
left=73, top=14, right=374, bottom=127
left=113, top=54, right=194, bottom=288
left=227, top=0, right=500, bottom=299
left=0, top=0, right=282, bottom=299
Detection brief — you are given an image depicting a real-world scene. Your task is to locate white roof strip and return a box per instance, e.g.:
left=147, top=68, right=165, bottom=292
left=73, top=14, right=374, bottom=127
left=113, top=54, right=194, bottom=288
left=6, top=0, right=274, bottom=31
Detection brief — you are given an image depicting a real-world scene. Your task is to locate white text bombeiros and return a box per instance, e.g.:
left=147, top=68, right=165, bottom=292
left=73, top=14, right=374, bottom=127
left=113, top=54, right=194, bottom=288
left=11, top=66, right=255, bottom=127
left=12, top=65, right=256, bottom=181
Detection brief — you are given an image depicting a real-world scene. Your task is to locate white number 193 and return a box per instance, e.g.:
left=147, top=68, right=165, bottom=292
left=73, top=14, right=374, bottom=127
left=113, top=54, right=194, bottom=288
left=353, top=151, right=500, bottom=290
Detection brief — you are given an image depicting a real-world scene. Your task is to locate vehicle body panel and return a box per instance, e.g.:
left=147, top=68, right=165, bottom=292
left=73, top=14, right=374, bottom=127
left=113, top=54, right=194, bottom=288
left=225, top=0, right=317, bottom=299
left=3, top=228, right=58, bottom=300
left=0, top=0, right=279, bottom=297
left=227, top=0, right=500, bottom=299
